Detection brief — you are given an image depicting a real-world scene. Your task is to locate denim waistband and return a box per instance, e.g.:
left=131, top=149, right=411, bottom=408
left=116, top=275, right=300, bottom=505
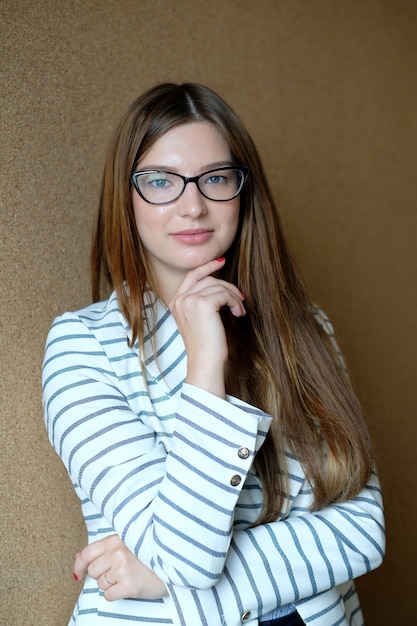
left=259, top=610, right=304, bottom=626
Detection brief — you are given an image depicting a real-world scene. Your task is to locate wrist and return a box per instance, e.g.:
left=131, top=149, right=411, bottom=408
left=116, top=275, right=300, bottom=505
left=185, top=359, right=226, bottom=398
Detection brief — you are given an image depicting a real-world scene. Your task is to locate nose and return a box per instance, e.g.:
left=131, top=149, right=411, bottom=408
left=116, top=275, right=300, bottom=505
left=177, top=181, right=208, bottom=217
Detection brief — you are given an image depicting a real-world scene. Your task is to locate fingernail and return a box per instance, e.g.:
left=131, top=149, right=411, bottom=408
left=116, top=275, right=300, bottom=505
left=216, top=257, right=225, bottom=262
left=240, top=291, right=246, bottom=300
left=73, top=573, right=79, bottom=581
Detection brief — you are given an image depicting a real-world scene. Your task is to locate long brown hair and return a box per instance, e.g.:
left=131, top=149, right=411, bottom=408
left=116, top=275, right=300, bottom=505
left=92, top=82, right=374, bottom=524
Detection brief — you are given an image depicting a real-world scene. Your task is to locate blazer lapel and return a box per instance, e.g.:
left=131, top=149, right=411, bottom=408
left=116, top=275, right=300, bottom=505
left=141, top=295, right=187, bottom=400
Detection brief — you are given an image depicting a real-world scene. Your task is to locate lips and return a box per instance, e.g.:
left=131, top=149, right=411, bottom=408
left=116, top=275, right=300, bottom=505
left=171, top=229, right=214, bottom=244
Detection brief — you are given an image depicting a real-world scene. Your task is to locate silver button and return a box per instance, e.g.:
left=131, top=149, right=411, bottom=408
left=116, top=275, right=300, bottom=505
left=238, top=446, right=250, bottom=459
left=230, top=474, right=241, bottom=486
left=241, top=610, right=251, bottom=621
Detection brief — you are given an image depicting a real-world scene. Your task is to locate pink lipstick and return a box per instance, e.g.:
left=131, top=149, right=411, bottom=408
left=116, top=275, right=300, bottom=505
left=171, top=229, right=213, bottom=244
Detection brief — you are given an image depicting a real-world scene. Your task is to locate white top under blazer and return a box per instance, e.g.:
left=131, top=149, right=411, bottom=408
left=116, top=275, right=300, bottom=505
left=42, top=290, right=385, bottom=625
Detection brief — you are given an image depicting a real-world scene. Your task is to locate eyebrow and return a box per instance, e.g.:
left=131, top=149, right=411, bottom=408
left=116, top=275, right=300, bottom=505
left=134, top=160, right=234, bottom=173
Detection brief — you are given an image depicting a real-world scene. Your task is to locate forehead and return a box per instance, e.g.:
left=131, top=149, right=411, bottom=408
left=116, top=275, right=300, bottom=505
left=138, top=121, right=232, bottom=170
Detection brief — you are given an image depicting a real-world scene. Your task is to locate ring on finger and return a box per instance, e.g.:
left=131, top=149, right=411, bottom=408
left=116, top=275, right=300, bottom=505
left=104, top=571, right=115, bottom=586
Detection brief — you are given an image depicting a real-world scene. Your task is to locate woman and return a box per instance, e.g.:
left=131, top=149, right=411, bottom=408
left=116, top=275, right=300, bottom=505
left=42, top=82, right=385, bottom=626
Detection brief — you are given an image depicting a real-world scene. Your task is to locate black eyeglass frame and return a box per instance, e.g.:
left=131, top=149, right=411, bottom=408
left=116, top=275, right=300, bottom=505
left=130, top=165, right=249, bottom=205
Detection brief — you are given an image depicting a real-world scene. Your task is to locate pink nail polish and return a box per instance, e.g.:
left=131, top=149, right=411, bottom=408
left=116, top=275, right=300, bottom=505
left=216, top=257, right=225, bottom=262
left=73, top=573, right=79, bottom=581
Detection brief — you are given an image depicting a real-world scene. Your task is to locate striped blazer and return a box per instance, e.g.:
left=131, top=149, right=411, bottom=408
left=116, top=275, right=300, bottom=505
left=42, top=291, right=385, bottom=625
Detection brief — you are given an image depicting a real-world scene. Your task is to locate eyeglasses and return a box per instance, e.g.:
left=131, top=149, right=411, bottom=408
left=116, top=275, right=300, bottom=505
left=130, top=166, right=248, bottom=205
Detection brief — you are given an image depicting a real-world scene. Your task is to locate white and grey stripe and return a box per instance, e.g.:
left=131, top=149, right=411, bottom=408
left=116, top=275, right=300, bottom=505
left=42, top=291, right=384, bottom=625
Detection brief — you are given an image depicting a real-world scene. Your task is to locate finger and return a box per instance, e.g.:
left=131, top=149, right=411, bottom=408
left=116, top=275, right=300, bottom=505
left=202, top=284, right=246, bottom=316
left=73, top=552, right=89, bottom=580
left=181, top=283, right=246, bottom=317
left=193, top=278, right=245, bottom=301
left=104, top=582, right=123, bottom=602
left=73, top=540, right=107, bottom=580
left=219, top=291, right=246, bottom=317
left=174, top=257, right=226, bottom=296
left=99, top=570, right=117, bottom=591
left=172, top=277, right=246, bottom=315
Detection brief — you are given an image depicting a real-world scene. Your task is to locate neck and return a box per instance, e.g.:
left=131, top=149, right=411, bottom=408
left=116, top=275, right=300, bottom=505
left=149, top=267, right=187, bottom=307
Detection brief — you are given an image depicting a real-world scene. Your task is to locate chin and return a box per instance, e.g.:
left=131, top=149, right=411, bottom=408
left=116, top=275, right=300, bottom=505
left=181, top=252, right=218, bottom=267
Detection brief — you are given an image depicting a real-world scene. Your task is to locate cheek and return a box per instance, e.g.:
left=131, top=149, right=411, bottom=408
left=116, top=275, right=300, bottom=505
left=226, top=202, right=241, bottom=238
left=133, top=211, right=157, bottom=251
left=133, top=203, right=167, bottom=238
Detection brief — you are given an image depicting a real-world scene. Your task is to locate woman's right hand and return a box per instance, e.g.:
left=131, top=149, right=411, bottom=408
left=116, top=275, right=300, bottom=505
left=168, top=258, right=246, bottom=398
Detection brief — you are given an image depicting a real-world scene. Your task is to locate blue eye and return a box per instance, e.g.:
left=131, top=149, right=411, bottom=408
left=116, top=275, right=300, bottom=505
left=206, top=175, right=227, bottom=185
left=147, top=177, right=170, bottom=188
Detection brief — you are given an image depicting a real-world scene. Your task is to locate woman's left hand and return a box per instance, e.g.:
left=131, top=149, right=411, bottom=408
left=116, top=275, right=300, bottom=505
left=73, top=534, right=168, bottom=601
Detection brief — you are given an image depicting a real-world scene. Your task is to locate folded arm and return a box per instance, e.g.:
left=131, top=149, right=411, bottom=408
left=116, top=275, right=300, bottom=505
left=42, top=313, right=271, bottom=589
left=74, top=470, right=384, bottom=622
left=168, top=470, right=384, bottom=623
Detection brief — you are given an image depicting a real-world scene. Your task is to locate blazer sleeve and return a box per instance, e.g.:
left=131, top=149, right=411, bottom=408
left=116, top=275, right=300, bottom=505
left=167, top=470, right=385, bottom=624
left=42, top=313, right=272, bottom=589
left=167, top=310, right=385, bottom=623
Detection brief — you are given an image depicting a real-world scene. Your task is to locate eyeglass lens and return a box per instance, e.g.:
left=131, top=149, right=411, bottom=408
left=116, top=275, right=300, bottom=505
left=133, top=168, right=245, bottom=204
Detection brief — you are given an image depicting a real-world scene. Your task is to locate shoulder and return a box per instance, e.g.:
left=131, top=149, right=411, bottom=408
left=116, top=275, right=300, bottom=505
left=56, top=291, right=123, bottom=327
left=45, top=291, right=129, bottom=349
left=312, top=305, right=347, bottom=371
left=312, top=305, right=335, bottom=337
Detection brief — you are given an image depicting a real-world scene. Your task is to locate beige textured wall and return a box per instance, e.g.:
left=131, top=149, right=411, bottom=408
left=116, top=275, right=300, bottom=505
left=1, top=1, right=416, bottom=624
